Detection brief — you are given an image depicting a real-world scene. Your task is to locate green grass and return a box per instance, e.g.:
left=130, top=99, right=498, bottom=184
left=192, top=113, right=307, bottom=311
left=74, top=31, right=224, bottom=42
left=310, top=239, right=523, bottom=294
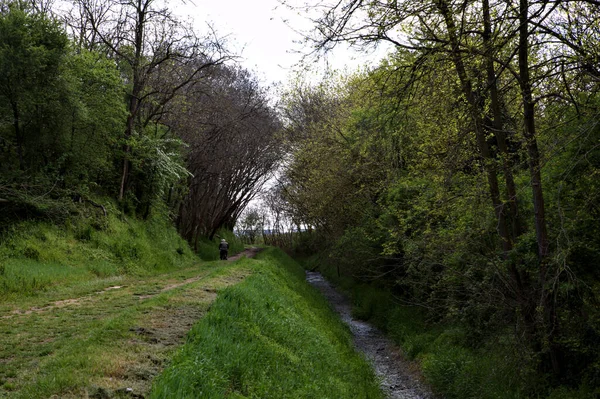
left=0, top=204, right=249, bottom=397
left=150, top=248, right=384, bottom=399
left=0, top=212, right=382, bottom=398
left=0, top=257, right=252, bottom=398
left=0, top=209, right=208, bottom=300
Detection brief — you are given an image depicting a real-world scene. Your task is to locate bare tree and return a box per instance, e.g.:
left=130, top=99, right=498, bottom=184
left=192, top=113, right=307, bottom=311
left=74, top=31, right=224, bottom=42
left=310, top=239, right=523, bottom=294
left=170, top=65, right=283, bottom=248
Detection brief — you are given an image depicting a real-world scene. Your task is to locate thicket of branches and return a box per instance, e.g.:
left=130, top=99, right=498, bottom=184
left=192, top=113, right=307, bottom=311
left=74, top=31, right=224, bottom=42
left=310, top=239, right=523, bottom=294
left=172, top=65, right=283, bottom=246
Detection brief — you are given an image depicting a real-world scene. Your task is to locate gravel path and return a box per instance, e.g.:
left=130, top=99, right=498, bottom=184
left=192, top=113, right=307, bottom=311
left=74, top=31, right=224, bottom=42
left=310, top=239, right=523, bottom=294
left=306, top=271, right=436, bottom=399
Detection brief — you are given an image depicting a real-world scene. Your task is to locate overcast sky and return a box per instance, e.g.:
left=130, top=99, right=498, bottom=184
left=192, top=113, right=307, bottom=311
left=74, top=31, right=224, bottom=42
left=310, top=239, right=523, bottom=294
left=176, top=0, right=389, bottom=87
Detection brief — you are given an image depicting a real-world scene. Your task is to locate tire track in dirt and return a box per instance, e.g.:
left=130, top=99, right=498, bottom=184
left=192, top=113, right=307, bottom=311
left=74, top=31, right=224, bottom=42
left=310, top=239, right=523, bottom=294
left=134, top=247, right=262, bottom=299
left=4, top=247, right=262, bottom=318
left=1, top=249, right=261, bottom=398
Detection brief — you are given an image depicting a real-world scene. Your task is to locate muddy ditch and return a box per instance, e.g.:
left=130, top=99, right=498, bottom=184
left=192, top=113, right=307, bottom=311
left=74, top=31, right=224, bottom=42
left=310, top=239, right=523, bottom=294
left=306, top=271, right=436, bottom=399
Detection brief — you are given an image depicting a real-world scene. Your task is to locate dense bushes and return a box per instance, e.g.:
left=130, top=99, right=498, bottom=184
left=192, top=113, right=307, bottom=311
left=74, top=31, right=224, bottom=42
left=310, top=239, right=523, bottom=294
left=275, top=43, right=600, bottom=394
left=311, top=257, right=597, bottom=398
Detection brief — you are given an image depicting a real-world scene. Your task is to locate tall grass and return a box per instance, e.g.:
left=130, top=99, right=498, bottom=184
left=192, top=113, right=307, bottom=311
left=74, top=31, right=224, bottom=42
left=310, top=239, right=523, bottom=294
left=150, top=248, right=384, bottom=399
left=0, top=207, right=196, bottom=299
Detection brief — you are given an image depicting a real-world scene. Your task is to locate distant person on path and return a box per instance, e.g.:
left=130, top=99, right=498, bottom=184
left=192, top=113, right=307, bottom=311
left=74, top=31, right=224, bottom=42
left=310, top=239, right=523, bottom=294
left=219, top=239, right=229, bottom=260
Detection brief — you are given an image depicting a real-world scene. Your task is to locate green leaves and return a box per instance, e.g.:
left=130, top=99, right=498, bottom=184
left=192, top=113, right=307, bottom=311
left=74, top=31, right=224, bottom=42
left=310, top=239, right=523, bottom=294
left=130, top=133, right=192, bottom=198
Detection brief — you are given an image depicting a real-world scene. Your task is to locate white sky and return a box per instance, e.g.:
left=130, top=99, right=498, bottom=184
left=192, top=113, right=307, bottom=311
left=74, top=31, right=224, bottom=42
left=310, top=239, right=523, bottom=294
left=177, top=0, right=390, bottom=88
left=175, top=1, right=392, bottom=218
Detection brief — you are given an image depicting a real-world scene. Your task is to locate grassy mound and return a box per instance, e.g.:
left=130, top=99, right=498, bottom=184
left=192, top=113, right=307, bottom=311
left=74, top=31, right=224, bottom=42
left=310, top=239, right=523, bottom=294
left=150, top=248, right=383, bottom=399
left=0, top=203, right=202, bottom=300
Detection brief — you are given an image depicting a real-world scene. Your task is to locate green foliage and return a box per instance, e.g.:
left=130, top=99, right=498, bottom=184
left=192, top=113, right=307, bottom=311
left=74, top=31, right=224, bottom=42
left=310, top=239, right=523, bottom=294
left=279, top=42, right=600, bottom=394
left=150, top=248, right=383, bottom=398
left=237, top=207, right=264, bottom=244
left=0, top=4, right=124, bottom=177
left=315, top=257, right=525, bottom=398
left=125, top=130, right=192, bottom=217
left=0, top=4, right=127, bottom=227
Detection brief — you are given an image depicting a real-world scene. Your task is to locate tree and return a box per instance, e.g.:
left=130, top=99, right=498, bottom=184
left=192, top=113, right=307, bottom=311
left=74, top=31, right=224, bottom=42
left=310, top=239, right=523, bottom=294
left=172, top=65, right=283, bottom=247
left=278, top=0, right=600, bottom=382
left=237, top=207, right=265, bottom=244
left=0, top=2, right=127, bottom=223
left=64, top=0, right=230, bottom=202
left=0, top=2, right=68, bottom=171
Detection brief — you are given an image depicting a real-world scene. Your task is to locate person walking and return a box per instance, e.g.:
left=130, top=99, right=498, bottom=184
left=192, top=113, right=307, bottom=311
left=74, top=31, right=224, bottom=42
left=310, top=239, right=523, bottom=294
left=219, top=239, right=229, bottom=260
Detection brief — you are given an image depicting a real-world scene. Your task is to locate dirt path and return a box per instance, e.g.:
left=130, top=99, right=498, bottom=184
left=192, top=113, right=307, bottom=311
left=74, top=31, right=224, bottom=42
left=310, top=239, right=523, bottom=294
left=306, top=271, right=436, bottom=399
left=228, top=246, right=262, bottom=261
left=4, top=247, right=262, bottom=317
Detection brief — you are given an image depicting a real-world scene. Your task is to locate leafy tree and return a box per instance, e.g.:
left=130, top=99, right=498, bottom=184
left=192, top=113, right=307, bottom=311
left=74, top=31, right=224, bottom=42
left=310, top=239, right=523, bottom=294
left=0, top=2, right=68, bottom=171
left=65, top=0, right=230, bottom=202
left=0, top=3, right=125, bottom=223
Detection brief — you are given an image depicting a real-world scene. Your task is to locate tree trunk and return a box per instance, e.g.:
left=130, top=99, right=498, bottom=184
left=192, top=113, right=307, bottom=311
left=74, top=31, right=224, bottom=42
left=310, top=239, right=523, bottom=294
left=518, top=0, right=549, bottom=262
left=482, top=0, right=525, bottom=297
left=518, top=0, right=557, bottom=375
left=118, top=0, right=145, bottom=202
left=482, top=0, right=522, bottom=242
left=11, top=101, right=24, bottom=171
left=436, top=0, right=512, bottom=254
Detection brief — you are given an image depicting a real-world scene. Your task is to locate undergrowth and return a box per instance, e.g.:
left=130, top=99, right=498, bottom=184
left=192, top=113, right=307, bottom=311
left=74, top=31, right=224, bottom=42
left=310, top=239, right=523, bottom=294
left=303, top=255, right=598, bottom=399
left=0, top=200, right=230, bottom=299
left=150, top=248, right=384, bottom=399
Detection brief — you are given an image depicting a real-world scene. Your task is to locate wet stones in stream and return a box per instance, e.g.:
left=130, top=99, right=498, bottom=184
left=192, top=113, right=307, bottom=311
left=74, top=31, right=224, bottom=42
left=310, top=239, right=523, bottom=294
left=305, top=271, right=436, bottom=399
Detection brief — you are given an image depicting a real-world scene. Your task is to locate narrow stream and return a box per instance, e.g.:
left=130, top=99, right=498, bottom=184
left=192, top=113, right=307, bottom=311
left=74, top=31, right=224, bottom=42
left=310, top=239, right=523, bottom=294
left=306, top=271, right=435, bottom=399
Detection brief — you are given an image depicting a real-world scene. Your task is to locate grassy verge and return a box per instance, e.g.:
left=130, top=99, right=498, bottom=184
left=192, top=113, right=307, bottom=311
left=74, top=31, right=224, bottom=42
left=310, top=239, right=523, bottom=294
left=0, top=205, right=244, bottom=303
left=304, top=255, right=599, bottom=399
left=150, top=248, right=384, bottom=399
left=0, top=212, right=195, bottom=301
left=0, top=255, right=253, bottom=398
left=0, top=205, right=249, bottom=398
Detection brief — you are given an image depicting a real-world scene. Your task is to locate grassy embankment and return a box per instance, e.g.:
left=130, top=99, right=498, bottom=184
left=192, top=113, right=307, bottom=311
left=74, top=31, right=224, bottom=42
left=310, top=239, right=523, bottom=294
left=0, top=207, right=246, bottom=398
left=301, top=255, right=597, bottom=399
left=1, top=209, right=384, bottom=398
left=150, top=248, right=383, bottom=399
